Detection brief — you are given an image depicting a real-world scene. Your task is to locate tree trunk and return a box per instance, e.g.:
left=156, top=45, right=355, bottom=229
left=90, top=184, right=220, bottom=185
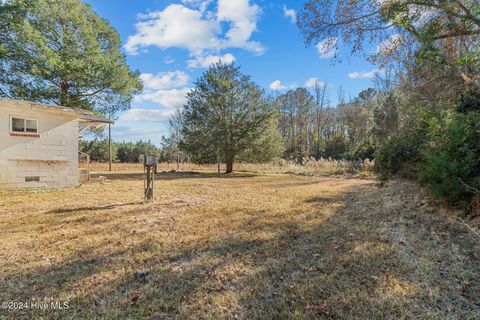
left=60, top=81, right=69, bottom=106
left=225, top=160, right=233, bottom=174
left=217, top=148, right=221, bottom=176
left=176, top=148, right=180, bottom=171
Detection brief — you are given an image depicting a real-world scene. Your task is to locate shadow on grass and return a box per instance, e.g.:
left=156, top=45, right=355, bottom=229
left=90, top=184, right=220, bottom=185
left=2, top=182, right=479, bottom=319
left=46, top=202, right=143, bottom=214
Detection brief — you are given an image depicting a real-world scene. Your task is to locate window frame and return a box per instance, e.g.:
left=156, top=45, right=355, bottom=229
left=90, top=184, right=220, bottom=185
left=9, top=116, right=39, bottom=135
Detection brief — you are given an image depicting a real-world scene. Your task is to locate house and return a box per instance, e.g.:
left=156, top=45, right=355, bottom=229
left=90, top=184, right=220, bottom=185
left=0, top=98, right=111, bottom=189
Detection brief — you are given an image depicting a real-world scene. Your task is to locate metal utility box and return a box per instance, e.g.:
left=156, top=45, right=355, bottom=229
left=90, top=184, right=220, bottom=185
left=145, top=155, right=158, bottom=166
left=138, top=154, right=157, bottom=166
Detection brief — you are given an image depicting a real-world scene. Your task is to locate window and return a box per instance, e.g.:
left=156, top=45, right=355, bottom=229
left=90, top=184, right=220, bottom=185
left=12, top=117, right=25, bottom=132
left=10, top=117, right=38, bottom=135
left=26, top=119, right=38, bottom=133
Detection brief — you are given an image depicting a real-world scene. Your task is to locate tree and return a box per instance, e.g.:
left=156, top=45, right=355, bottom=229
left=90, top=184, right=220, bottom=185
left=161, top=110, right=186, bottom=170
left=80, top=139, right=117, bottom=162
left=237, top=106, right=284, bottom=163
left=297, top=0, right=480, bottom=90
left=0, top=0, right=142, bottom=114
left=182, top=63, right=275, bottom=173
left=312, top=81, right=330, bottom=158
left=298, top=0, right=480, bottom=52
left=275, top=88, right=316, bottom=159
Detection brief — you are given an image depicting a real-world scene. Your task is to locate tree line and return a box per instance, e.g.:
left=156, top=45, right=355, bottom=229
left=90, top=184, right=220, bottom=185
left=80, top=139, right=181, bottom=164
left=273, top=86, right=376, bottom=161
left=158, top=62, right=379, bottom=172
left=296, top=0, right=480, bottom=213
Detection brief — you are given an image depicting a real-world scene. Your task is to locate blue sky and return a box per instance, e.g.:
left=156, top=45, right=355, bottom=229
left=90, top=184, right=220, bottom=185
left=84, top=0, right=380, bottom=145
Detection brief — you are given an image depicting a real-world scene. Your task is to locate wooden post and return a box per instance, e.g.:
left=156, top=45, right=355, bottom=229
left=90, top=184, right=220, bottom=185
left=108, top=121, right=112, bottom=172
left=142, top=154, right=156, bottom=202
left=87, top=154, right=90, bottom=182
left=146, top=165, right=153, bottom=200
left=143, top=155, right=146, bottom=202
left=152, top=165, right=155, bottom=200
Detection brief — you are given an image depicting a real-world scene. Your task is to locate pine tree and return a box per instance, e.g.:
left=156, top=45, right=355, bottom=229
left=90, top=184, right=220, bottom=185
left=0, top=0, right=142, bottom=114
left=182, top=63, right=276, bottom=173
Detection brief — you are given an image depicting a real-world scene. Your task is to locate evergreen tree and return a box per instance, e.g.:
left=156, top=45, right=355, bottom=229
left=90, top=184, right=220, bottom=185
left=182, top=63, right=275, bottom=173
left=0, top=0, right=142, bottom=114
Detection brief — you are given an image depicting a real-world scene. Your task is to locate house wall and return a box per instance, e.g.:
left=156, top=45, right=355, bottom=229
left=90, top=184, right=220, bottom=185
left=0, top=100, right=79, bottom=189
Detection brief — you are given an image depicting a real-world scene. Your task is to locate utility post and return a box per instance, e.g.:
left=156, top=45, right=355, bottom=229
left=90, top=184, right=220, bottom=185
left=108, top=118, right=112, bottom=172
left=140, top=153, right=157, bottom=203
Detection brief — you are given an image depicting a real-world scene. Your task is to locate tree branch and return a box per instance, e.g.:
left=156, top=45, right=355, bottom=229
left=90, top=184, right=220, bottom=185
left=78, top=87, right=106, bottom=97
left=460, top=72, right=480, bottom=92
left=433, top=29, right=480, bottom=40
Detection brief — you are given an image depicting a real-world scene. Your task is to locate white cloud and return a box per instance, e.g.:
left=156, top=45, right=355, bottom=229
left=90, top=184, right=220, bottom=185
left=135, top=69, right=191, bottom=109
left=125, top=4, right=221, bottom=55
left=304, top=77, right=325, bottom=88
left=125, top=1, right=264, bottom=56
left=348, top=69, right=380, bottom=79
left=187, top=53, right=236, bottom=68
left=135, top=88, right=191, bottom=108
left=270, top=80, right=286, bottom=91
left=283, top=5, right=296, bottom=24
left=120, top=109, right=175, bottom=123
left=316, top=37, right=338, bottom=58
left=140, top=71, right=189, bottom=90
left=217, top=0, right=264, bottom=54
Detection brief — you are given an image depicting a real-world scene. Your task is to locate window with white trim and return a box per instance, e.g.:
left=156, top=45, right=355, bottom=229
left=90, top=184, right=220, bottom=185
left=10, top=116, right=38, bottom=134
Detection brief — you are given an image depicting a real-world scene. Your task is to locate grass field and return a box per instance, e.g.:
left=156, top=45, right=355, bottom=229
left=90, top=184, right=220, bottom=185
left=80, top=158, right=374, bottom=177
left=0, top=172, right=479, bottom=319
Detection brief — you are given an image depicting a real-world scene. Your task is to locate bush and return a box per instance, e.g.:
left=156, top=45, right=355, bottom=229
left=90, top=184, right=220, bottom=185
left=352, top=141, right=375, bottom=160
left=374, top=116, right=429, bottom=181
left=420, top=110, right=480, bottom=206
left=79, top=139, right=117, bottom=162
left=323, top=132, right=347, bottom=160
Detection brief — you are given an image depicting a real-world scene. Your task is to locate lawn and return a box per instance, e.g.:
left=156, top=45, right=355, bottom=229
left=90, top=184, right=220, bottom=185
left=0, top=172, right=479, bottom=319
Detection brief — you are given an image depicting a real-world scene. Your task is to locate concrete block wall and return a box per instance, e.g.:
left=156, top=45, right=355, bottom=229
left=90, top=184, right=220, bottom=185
left=0, top=100, right=80, bottom=189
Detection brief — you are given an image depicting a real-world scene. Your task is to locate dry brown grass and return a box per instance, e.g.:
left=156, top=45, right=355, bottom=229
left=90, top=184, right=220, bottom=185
left=0, top=172, right=479, bottom=319
left=79, top=162, right=218, bottom=173
left=80, top=158, right=374, bottom=177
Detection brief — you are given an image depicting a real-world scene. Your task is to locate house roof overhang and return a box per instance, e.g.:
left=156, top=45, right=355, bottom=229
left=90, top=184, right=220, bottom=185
left=0, top=98, right=113, bottom=132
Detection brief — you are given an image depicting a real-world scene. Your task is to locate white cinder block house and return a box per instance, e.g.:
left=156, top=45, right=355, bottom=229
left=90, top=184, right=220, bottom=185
left=0, top=98, right=111, bottom=189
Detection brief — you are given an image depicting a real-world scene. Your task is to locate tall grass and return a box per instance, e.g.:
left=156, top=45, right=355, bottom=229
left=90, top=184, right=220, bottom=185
left=80, top=158, right=374, bottom=177
left=237, top=157, right=374, bottom=176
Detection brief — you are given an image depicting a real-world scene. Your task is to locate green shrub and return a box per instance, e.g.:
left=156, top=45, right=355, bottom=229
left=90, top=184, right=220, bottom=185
left=374, top=116, right=429, bottom=181
left=324, top=132, right=347, bottom=160
left=420, top=110, right=480, bottom=205
left=352, top=141, right=375, bottom=160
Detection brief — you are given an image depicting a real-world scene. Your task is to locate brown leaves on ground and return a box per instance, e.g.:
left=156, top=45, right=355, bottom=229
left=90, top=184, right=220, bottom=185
left=0, top=173, right=479, bottom=319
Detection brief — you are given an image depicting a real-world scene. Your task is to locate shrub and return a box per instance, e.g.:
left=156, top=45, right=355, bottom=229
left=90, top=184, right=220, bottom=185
left=374, top=117, right=428, bottom=181
left=420, top=110, right=480, bottom=206
left=352, top=141, right=375, bottom=160
left=324, top=132, right=347, bottom=159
